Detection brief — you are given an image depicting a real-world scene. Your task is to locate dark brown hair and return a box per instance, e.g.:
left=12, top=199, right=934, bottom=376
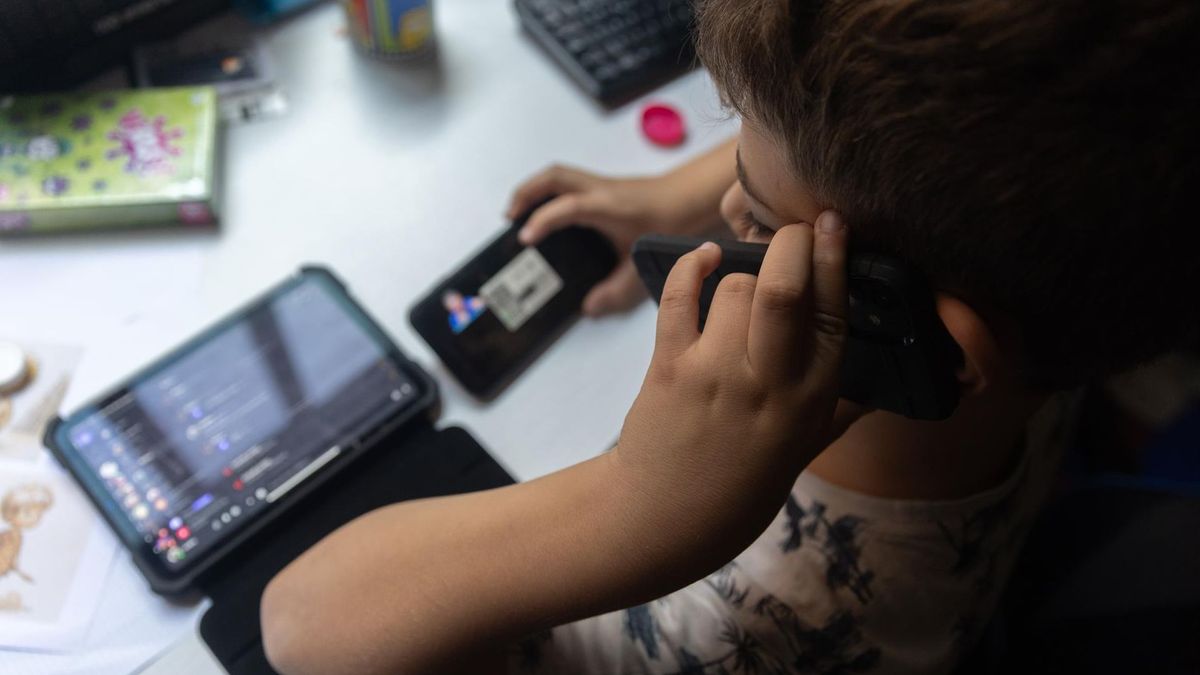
left=697, top=0, right=1200, bottom=388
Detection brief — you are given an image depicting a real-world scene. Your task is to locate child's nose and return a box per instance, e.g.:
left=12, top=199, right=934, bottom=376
left=719, top=181, right=747, bottom=228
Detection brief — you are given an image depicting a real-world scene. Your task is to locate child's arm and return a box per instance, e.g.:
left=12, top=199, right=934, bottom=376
left=261, top=218, right=851, bottom=675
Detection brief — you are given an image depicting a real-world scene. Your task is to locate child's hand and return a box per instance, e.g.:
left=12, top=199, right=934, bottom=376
left=507, top=165, right=694, bottom=316
left=506, top=140, right=737, bottom=317
left=259, top=217, right=852, bottom=674
left=609, top=214, right=853, bottom=574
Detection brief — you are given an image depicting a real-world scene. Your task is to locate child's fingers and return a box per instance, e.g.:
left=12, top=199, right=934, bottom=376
left=517, top=192, right=605, bottom=245
left=701, top=273, right=756, bottom=358
left=655, top=242, right=722, bottom=357
left=582, top=262, right=647, bottom=317
left=807, top=211, right=850, bottom=381
left=506, top=164, right=593, bottom=220
left=747, top=224, right=814, bottom=381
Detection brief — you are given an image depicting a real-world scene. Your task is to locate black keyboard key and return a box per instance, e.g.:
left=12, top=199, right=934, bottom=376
left=618, top=53, right=644, bottom=72
left=595, top=64, right=620, bottom=83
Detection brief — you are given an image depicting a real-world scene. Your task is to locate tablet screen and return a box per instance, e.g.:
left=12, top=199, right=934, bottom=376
left=57, top=274, right=422, bottom=573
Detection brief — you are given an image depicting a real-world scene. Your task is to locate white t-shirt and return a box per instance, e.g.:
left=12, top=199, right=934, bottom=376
left=510, top=395, right=1079, bottom=675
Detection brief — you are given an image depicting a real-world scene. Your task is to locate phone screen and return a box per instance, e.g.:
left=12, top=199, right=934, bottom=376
left=410, top=225, right=616, bottom=397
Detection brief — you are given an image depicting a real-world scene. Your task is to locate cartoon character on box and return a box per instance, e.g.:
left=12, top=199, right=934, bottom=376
left=106, top=109, right=184, bottom=176
left=25, top=136, right=62, bottom=162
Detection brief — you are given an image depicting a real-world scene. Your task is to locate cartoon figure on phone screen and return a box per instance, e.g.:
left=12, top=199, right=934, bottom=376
left=442, top=290, right=486, bottom=334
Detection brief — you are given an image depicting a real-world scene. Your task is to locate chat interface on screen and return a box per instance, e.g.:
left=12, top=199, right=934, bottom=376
left=67, top=277, right=419, bottom=569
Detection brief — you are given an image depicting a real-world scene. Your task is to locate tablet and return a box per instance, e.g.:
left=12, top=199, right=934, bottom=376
left=44, top=267, right=436, bottom=595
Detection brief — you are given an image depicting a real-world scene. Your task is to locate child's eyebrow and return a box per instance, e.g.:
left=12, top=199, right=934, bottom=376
left=735, top=147, right=780, bottom=216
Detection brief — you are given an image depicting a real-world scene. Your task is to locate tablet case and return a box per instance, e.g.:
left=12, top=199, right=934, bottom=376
left=197, top=421, right=514, bottom=674
left=38, top=264, right=515, bottom=672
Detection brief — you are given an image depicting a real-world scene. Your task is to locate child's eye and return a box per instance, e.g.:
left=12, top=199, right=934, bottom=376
left=738, top=211, right=774, bottom=240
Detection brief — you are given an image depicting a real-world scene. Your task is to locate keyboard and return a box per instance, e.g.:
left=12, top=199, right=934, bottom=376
left=514, top=0, right=697, bottom=108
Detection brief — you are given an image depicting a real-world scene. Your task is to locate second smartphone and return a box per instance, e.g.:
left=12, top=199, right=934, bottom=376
left=410, top=215, right=617, bottom=399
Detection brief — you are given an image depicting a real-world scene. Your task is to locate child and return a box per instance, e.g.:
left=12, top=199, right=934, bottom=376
left=260, top=1, right=1199, bottom=673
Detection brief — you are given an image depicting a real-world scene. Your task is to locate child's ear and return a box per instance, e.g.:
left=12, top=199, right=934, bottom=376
left=935, top=293, right=1004, bottom=397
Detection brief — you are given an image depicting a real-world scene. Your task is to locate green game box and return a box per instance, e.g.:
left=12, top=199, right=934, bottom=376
left=0, top=87, right=220, bottom=235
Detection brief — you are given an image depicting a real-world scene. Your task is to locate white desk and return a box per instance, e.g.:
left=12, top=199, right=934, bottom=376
left=0, top=2, right=734, bottom=673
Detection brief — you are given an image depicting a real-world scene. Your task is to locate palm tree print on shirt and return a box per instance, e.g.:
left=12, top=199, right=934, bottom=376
left=705, top=562, right=750, bottom=608
left=624, top=603, right=662, bottom=659
left=660, top=603, right=881, bottom=675
left=780, top=495, right=875, bottom=605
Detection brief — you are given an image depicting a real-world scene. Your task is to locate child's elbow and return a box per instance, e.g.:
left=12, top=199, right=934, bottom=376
left=260, top=572, right=320, bottom=675
left=260, top=569, right=429, bottom=675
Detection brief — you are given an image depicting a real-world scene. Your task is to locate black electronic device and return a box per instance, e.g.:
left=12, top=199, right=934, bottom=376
left=0, top=0, right=230, bottom=93
left=198, top=424, right=512, bottom=674
left=514, top=0, right=697, bottom=107
left=410, top=216, right=617, bottom=399
left=633, top=235, right=962, bottom=420
left=44, top=267, right=442, bottom=595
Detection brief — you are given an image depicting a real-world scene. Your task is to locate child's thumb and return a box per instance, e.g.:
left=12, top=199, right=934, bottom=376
left=582, top=263, right=646, bottom=317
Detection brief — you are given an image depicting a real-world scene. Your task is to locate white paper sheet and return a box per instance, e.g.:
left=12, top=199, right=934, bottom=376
left=0, top=456, right=117, bottom=652
left=0, top=341, right=83, bottom=463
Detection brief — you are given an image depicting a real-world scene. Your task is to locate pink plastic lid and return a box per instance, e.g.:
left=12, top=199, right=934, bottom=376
left=641, top=103, right=686, bottom=147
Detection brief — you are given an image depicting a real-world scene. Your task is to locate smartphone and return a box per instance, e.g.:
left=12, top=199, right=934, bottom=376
left=409, top=217, right=618, bottom=399
left=633, top=235, right=962, bottom=420
left=44, top=267, right=436, bottom=595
